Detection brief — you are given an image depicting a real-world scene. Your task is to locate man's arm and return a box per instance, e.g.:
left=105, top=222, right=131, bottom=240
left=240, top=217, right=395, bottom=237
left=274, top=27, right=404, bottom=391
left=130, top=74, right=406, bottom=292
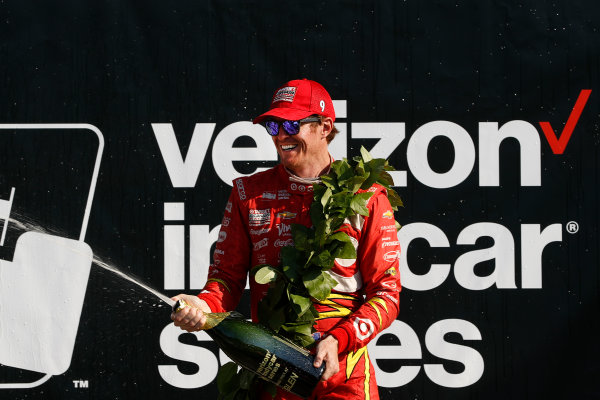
left=171, top=183, right=251, bottom=331
left=327, top=190, right=401, bottom=353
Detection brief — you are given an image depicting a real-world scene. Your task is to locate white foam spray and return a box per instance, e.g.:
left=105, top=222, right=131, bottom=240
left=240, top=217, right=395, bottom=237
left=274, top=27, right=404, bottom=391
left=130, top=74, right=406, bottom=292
left=7, top=214, right=175, bottom=308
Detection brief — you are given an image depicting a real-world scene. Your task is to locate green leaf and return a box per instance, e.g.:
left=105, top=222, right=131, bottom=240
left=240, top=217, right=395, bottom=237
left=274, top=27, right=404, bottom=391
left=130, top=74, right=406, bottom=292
left=217, top=362, right=239, bottom=394
left=331, top=240, right=357, bottom=260
left=350, top=192, right=373, bottom=216
left=320, top=187, right=333, bottom=208
left=303, top=269, right=336, bottom=300
left=261, top=303, right=286, bottom=331
left=320, top=174, right=338, bottom=190
left=250, top=263, right=269, bottom=276
left=325, top=231, right=352, bottom=245
left=347, top=176, right=364, bottom=193
left=312, top=183, right=327, bottom=201
left=354, top=159, right=366, bottom=177
left=377, top=170, right=395, bottom=187
left=295, top=307, right=317, bottom=323
left=257, top=280, right=287, bottom=330
left=281, top=321, right=313, bottom=337
left=280, top=246, right=299, bottom=265
left=325, top=232, right=356, bottom=261
left=386, top=188, right=403, bottom=208
left=361, top=158, right=387, bottom=189
left=332, top=160, right=354, bottom=182
left=330, top=191, right=351, bottom=207
left=312, top=249, right=334, bottom=268
left=238, top=368, right=256, bottom=390
left=293, top=333, right=316, bottom=348
left=254, top=265, right=280, bottom=284
left=282, top=264, right=300, bottom=283
left=310, top=202, right=325, bottom=226
left=360, top=146, right=374, bottom=162
left=322, top=272, right=339, bottom=293
left=289, top=293, right=312, bottom=316
left=329, top=217, right=346, bottom=231
left=313, top=223, right=325, bottom=245
left=291, top=224, right=310, bottom=251
left=302, top=267, right=323, bottom=298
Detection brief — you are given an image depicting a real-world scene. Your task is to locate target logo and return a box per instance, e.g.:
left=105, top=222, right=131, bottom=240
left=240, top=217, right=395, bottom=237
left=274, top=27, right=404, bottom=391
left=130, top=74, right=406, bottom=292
left=354, top=317, right=375, bottom=341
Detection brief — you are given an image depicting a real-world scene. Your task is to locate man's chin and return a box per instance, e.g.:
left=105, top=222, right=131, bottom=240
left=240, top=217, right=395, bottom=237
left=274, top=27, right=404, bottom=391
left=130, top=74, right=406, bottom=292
left=279, top=154, right=300, bottom=170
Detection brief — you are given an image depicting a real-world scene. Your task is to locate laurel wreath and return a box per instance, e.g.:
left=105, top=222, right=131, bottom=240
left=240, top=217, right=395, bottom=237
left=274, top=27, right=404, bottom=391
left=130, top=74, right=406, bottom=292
left=217, top=147, right=402, bottom=399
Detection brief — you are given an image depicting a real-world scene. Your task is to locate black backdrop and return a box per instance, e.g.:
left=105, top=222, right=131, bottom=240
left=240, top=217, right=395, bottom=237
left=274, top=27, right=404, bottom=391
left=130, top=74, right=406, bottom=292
left=1, top=1, right=599, bottom=399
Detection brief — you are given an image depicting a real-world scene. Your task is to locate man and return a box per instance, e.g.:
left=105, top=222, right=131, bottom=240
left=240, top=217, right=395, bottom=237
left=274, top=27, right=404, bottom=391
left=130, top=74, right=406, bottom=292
left=172, top=79, right=401, bottom=399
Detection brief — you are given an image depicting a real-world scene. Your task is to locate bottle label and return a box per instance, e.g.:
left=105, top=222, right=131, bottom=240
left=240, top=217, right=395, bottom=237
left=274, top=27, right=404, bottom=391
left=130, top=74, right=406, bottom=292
left=257, top=350, right=281, bottom=381
left=282, top=371, right=299, bottom=392
left=256, top=350, right=300, bottom=392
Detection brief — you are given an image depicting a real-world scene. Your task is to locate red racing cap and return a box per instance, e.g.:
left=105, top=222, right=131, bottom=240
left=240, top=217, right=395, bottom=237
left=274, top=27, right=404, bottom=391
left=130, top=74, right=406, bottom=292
left=253, top=79, right=335, bottom=124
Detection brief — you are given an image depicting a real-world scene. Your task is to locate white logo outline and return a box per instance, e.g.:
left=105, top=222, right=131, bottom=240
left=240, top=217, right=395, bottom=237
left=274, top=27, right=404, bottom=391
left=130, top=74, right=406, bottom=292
left=0, top=124, right=104, bottom=389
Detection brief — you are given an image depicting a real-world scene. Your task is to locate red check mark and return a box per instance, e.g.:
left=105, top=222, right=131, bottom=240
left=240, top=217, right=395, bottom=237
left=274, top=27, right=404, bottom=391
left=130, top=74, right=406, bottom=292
left=539, top=89, right=591, bottom=154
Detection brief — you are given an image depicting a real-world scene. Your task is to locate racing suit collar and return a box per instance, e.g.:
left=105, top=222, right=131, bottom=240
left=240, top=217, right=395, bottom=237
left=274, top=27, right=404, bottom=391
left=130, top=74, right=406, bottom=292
left=283, top=154, right=333, bottom=185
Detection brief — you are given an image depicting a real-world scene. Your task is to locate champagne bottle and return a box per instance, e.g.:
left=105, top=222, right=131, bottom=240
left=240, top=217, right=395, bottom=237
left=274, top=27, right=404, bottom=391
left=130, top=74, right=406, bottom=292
left=173, top=299, right=324, bottom=398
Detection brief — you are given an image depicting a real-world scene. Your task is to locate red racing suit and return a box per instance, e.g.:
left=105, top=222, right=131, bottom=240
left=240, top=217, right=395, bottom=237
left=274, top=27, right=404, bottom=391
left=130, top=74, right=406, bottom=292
left=198, top=163, right=401, bottom=399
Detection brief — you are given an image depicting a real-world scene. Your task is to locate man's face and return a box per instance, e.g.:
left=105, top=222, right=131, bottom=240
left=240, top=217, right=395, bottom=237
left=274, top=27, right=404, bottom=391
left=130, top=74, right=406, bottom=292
left=270, top=119, right=329, bottom=172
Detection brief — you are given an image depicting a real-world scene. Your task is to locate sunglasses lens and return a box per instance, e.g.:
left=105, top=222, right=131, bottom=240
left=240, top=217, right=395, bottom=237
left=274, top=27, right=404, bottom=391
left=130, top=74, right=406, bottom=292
left=282, top=120, right=300, bottom=135
left=264, top=120, right=304, bottom=136
left=265, top=121, right=280, bottom=136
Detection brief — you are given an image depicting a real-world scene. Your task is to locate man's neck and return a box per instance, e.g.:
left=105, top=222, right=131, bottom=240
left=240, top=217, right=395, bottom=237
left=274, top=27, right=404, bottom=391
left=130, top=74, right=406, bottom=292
left=286, top=154, right=331, bottom=178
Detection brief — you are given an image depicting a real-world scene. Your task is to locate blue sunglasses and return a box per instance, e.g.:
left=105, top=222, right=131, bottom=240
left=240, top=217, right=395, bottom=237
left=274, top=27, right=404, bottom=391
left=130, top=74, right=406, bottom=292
left=264, top=116, right=321, bottom=136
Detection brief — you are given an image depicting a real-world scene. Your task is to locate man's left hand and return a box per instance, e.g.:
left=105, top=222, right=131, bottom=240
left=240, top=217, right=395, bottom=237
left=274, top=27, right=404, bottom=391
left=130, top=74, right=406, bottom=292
left=313, top=335, right=339, bottom=381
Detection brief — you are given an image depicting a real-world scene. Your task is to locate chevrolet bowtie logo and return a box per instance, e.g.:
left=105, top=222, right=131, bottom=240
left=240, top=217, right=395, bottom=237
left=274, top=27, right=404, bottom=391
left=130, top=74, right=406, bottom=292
left=276, top=211, right=297, bottom=219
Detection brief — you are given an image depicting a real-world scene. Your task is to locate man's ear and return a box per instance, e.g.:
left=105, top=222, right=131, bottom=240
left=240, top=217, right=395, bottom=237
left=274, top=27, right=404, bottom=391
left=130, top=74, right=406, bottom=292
left=321, top=117, right=333, bottom=139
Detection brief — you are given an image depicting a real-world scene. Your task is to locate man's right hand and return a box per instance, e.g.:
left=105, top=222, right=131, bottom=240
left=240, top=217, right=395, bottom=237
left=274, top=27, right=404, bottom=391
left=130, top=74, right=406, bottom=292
left=170, top=294, right=211, bottom=332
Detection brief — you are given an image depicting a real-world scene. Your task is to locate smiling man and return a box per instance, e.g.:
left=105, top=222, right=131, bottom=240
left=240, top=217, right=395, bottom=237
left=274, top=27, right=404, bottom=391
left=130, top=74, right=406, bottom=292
left=172, top=79, right=401, bottom=400
left=257, top=79, right=337, bottom=179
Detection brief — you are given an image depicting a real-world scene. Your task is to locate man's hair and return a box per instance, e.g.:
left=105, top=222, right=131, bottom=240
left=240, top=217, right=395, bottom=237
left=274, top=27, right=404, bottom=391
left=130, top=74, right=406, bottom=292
left=312, top=115, right=339, bottom=143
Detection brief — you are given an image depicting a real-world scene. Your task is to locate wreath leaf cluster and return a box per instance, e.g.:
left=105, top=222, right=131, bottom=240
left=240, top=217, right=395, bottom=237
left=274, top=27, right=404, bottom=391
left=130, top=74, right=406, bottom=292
left=217, top=147, right=402, bottom=399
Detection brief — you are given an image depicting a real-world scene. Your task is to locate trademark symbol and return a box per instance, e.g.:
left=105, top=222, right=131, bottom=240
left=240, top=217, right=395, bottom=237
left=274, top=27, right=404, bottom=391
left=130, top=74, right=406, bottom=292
left=73, top=380, right=89, bottom=389
left=566, top=221, right=579, bottom=234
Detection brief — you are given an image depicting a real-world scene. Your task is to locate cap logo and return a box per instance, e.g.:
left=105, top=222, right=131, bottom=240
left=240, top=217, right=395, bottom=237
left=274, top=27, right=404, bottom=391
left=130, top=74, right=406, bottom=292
left=272, top=86, right=297, bottom=103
